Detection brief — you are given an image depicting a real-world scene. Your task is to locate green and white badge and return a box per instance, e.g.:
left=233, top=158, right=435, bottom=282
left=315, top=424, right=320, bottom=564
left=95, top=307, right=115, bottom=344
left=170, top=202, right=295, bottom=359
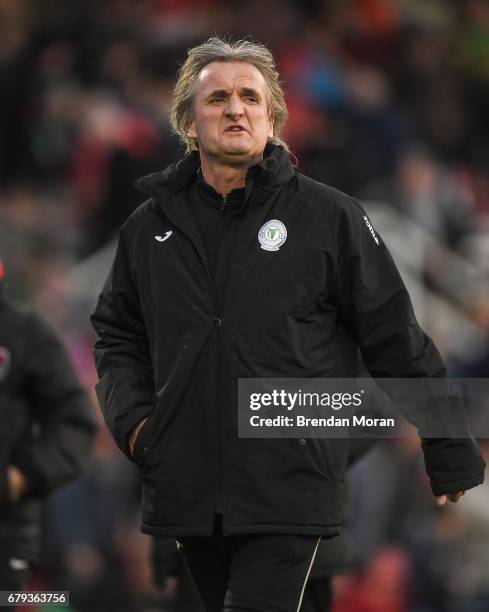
left=258, top=220, right=287, bottom=252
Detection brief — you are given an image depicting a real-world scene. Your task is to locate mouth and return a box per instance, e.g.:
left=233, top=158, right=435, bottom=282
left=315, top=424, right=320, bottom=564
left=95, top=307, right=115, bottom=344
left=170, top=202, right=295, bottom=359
left=224, top=125, right=248, bottom=133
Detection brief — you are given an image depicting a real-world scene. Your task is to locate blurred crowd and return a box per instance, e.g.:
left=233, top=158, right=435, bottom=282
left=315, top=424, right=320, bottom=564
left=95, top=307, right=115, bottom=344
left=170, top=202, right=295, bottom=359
left=1, top=0, right=488, bottom=611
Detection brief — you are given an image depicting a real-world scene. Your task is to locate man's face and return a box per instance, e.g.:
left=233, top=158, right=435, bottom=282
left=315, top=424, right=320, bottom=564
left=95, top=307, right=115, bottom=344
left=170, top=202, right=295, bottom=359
left=187, top=61, right=274, bottom=165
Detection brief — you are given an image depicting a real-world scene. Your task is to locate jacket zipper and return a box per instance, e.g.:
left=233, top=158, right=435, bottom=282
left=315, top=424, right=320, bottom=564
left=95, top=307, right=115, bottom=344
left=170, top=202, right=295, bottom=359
left=215, top=193, right=228, bottom=515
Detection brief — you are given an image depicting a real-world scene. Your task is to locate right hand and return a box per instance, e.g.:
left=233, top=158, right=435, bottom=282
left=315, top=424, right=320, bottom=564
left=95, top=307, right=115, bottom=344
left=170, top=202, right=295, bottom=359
left=129, top=418, right=148, bottom=457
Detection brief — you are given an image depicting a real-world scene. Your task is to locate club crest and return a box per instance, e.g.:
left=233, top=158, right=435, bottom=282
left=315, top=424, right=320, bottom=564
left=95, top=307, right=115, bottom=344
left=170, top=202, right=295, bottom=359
left=258, top=220, right=287, bottom=252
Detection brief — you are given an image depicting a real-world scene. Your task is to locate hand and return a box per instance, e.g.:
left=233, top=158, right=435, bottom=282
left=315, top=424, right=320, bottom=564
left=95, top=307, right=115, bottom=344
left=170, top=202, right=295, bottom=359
left=436, top=490, right=465, bottom=506
left=129, top=418, right=148, bottom=457
left=7, top=466, right=27, bottom=502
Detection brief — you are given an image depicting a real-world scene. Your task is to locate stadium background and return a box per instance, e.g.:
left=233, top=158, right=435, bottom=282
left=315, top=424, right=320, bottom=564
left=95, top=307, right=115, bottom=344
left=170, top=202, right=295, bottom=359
left=1, top=0, right=489, bottom=610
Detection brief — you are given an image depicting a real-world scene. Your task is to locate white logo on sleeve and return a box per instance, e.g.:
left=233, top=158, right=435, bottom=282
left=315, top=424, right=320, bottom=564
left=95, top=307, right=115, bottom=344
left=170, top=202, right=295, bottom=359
left=155, top=231, right=172, bottom=242
left=363, top=216, right=379, bottom=245
left=258, top=220, right=287, bottom=252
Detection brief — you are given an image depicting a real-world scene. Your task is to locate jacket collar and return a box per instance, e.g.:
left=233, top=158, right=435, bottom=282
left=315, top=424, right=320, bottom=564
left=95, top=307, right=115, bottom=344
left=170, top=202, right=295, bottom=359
left=133, top=143, right=295, bottom=208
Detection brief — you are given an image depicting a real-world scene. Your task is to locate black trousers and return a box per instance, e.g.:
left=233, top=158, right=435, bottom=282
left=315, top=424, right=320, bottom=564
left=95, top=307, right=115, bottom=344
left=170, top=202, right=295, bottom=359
left=300, top=577, right=332, bottom=612
left=177, top=517, right=321, bottom=612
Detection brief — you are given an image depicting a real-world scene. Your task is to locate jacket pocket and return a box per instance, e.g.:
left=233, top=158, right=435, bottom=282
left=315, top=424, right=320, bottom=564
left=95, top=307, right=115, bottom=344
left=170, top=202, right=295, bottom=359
left=133, top=411, right=156, bottom=470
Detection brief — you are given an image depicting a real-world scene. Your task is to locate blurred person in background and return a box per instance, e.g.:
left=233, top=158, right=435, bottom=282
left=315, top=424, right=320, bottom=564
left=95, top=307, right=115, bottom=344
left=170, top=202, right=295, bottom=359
left=364, top=146, right=477, bottom=253
left=91, top=36, right=484, bottom=612
left=0, top=257, right=97, bottom=590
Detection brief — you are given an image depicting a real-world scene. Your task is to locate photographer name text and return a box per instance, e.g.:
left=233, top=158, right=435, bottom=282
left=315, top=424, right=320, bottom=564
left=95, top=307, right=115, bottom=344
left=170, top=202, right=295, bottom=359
left=249, top=414, right=395, bottom=428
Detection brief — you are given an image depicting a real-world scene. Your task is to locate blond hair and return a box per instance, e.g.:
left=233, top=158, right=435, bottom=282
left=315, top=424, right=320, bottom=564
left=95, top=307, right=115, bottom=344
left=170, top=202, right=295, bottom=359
left=170, top=37, right=289, bottom=153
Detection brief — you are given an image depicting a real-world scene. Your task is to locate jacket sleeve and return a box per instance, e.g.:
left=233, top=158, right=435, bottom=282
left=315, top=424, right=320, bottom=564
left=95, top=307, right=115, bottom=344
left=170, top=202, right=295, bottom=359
left=334, top=197, right=485, bottom=496
left=11, top=312, right=97, bottom=496
left=90, top=226, right=155, bottom=460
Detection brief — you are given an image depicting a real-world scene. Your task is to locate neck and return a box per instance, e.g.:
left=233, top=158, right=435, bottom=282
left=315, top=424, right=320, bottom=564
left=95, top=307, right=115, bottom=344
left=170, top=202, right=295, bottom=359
left=199, top=151, right=263, bottom=197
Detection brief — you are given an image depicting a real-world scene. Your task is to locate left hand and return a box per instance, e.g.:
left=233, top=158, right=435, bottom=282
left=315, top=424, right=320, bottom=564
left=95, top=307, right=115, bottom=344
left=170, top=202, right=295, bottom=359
left=436, top=490, right=465, bottom=506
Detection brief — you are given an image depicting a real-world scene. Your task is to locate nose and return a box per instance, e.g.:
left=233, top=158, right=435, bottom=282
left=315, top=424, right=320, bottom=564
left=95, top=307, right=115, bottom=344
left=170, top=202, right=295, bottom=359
left=225, top=94, right=244, bottom=118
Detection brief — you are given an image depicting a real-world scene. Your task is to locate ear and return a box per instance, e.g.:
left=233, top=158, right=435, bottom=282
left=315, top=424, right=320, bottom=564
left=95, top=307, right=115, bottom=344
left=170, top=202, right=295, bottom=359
left=187, top=118, right=197, bottom=140
left=267, top=111, right=274, bottom=139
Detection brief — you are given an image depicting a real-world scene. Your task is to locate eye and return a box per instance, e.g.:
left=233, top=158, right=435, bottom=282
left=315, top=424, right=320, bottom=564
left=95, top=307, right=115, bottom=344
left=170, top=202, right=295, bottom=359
left=210, top=96, right=225, bottom=103
left=244, top=96, right=258, bottom=103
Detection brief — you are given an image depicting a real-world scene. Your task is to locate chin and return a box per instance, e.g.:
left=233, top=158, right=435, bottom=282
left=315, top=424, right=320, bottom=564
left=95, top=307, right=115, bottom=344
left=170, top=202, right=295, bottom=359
left=225, top=147, right=252, bottom=157
left=216, top=146, right=251, bottom=159
left=204, top=143, right=264, bottom=165
left=226, top=150, right=261, bottom=166
left=226, top=141, right=264, bottom=155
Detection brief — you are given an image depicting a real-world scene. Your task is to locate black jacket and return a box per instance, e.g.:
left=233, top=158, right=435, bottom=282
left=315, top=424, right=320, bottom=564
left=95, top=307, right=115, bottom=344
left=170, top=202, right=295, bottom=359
left=0, top=293, right=97, bottom=562
left=91, top=144, right=485, bottom=538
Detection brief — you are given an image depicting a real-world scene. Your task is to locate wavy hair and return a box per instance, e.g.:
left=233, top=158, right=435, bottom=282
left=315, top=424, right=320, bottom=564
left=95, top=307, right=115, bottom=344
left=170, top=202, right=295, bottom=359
left=170, top=37, right=289, bottom=153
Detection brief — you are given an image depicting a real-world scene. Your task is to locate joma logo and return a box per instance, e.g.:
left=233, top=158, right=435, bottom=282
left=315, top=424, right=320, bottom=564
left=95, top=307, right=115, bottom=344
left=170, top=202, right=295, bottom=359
left=363, top=215, right=379, bottom=245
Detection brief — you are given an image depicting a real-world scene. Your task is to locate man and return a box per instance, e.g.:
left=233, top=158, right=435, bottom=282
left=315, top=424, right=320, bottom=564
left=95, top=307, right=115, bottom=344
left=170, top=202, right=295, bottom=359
left=91, top=38, right=485, bottom=612
left=0, top=258, right=97, bottom=589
